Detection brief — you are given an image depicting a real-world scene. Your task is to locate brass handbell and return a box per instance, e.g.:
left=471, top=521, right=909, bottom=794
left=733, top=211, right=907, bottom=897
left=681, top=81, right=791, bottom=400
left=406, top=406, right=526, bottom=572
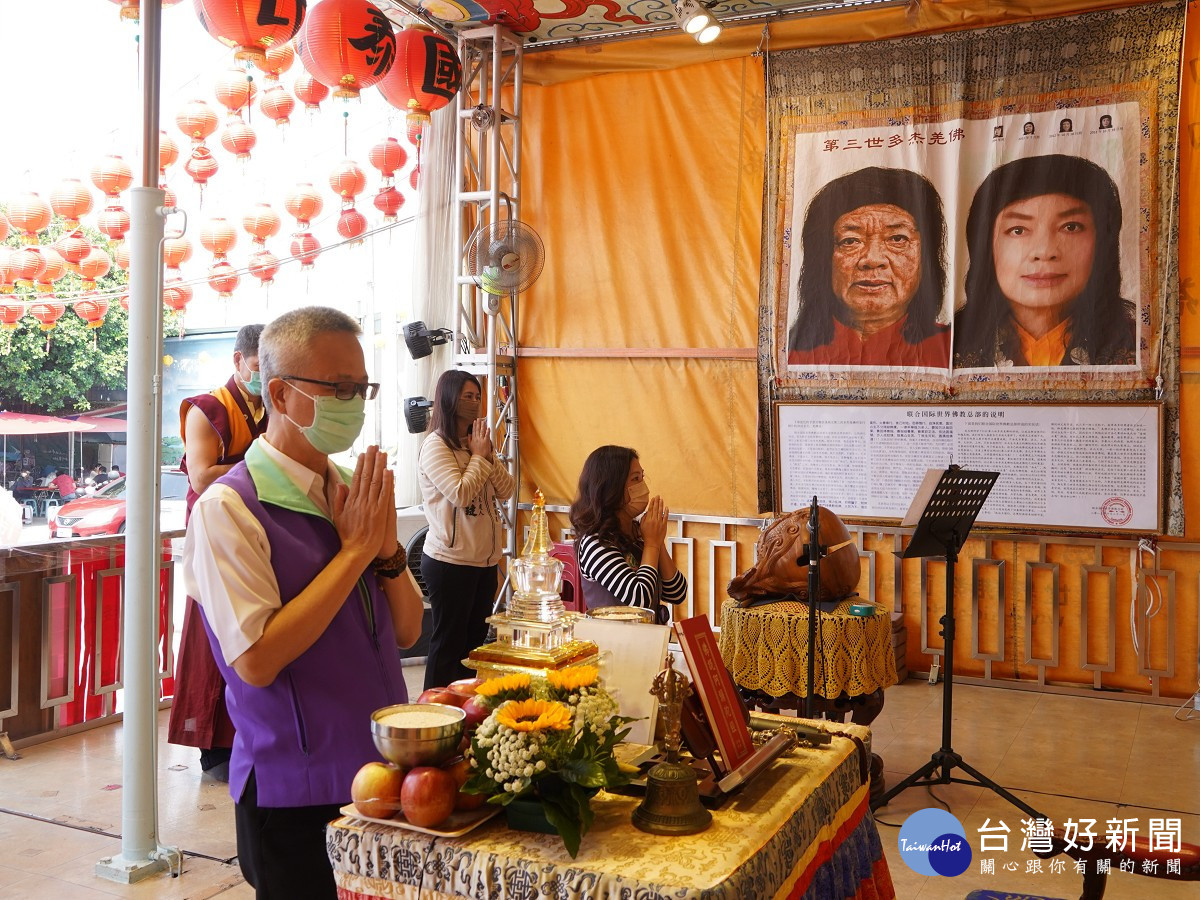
left=632, top=759, right=712, bottom=835
left=632, top=660, right=712, bottom=835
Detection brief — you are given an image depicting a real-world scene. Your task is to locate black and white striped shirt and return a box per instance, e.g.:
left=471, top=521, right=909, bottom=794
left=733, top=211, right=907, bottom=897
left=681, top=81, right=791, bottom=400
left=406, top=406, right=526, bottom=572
left=576, top=532, right=688, bottom=611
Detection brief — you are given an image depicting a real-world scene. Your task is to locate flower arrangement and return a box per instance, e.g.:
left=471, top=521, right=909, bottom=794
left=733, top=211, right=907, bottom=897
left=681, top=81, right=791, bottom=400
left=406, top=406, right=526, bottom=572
left=464, top=666, right=633, bottom=856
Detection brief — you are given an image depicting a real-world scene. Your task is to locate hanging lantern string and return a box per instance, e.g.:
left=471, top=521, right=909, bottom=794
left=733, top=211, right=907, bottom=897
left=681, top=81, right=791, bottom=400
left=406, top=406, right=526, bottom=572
left=6, top=213, right=417, bottom=309
left=344, top=110, right=350, bottom=157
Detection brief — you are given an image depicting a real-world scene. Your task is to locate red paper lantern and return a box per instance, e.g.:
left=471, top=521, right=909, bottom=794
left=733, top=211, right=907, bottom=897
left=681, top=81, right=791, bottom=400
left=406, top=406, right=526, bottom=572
left=114, top=242, right=131, bottom=271
left=118, top=292, right=130, bottom=312
left=410, top=166, right=421, bottom=191
left=57, top=229, right=92, bottom=267
left=91, top=155, right=134, bottom=198
left=201, top=217, right=238, bottom=259
left=215, top=67, right=258, bottom=114
left=220, top=119, right=258, bottom=159
left=50, top=179, right=94, bottom=229
left=109, top=0, right=184, bottom=22
left=8, top=193, right=52, bottom=244
left=291, top=231, right=320, bottom=268
left=29, top=299, right=66, bottom=331
left=254, top=41, right=296, bottom=81
left=293, top=71, right=329, bottom=110
left=369, top=137, right=406, bottom=178
left=177, top=99, right=219, bottom=144
left=12, top=246, right=47, bottom=288
left=163, top=280, right=193, bottom=312
left=160, top=129, right=180, bottom=172
left=207, top=260, right=240, bottom=297
left=295, top=0, right=396, bottom=100
left=337, top=207, right=367, bottom=242
left=0, top=301, right=23, bottom=330
left=39, top=247, right=68, bottom=285
left=98, top=205, right=132, bottom=242
left=0, top=214, right=8, bottom=243
left=185, top=146, right=220, bottom=185
left=329, top=159, right=366, bottom=200
left=80, top=247, right=113, bottom=290
left=260, top=83, right=295, bottom=126
left=379, top=25, right=462, bottom=131
left=74, top=297, right=110, bottom=329
left=194, top=0, right=307, bottom=64
left=0, top=248, right=13, bottom=294
left=162, top=183, right=178, bottom=207
left=249, top=249, right=280, bottom=285
left=163, top=235, right=193, bottom=268
left=285, top=183, right=323, bottom=226
left=373, top=186, right=403, bottom=221
left=243, top=203, right=281, bottom=245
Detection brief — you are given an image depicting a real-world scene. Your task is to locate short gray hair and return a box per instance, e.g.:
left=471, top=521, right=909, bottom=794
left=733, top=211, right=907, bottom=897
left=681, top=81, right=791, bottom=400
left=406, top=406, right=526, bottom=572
left=233, top=323, right=265, bottom=358
left=260, top=306, right=361, bottom=414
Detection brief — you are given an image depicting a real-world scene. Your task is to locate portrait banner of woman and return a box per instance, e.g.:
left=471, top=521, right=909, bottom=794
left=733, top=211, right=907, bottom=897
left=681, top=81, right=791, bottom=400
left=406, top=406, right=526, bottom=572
left=787, top=167, right=951, bottom=369
left=954, top=154, right=1136, bottom=369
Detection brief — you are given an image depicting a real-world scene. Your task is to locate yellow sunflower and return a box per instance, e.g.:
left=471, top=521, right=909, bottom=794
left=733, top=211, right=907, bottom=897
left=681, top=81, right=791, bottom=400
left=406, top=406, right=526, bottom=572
left=547, top=666, right=598, bottom=692
left=495, top=698, right=573, bottom=732
left=476, top=673, right=532, bottom=699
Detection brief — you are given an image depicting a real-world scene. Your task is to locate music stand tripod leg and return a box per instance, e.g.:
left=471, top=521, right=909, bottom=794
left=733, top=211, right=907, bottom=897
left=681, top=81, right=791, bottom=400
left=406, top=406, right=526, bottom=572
left=870, top=502, right=1045, bottom=821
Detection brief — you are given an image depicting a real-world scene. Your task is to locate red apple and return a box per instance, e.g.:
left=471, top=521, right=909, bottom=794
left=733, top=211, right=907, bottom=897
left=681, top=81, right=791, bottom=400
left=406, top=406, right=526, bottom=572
left=351, top=761, right=405, bottom=819
left=460, top=694, right=491, bottom=731
left=442, top=755, right=486, bottom=811
left=417, top=687, right=463, bottom=707
left=401, top=766, right=458, bottom=827
left=448, top=677, right=484, bottom=700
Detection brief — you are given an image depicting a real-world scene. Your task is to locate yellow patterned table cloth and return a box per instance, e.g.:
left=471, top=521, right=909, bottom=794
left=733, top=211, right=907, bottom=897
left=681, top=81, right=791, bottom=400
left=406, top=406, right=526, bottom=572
left=718, top=598, right=898, bottom=700
left=327, top=723, right=895, bottom=900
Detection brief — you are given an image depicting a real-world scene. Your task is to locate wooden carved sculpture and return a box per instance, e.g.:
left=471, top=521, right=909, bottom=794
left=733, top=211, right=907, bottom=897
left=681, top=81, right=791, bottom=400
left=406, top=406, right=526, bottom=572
left=727, top=506, right=860, bottom=605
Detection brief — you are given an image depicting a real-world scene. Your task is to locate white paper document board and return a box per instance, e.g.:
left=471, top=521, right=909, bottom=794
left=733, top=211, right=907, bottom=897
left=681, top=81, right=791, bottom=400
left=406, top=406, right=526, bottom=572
left=572, top=618, right=670, bottom=746
left=774, top=403, right=1161, bottom=533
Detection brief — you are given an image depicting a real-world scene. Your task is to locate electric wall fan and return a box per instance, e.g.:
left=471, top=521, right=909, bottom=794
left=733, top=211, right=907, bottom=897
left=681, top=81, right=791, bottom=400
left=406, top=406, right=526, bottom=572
left=465, top=218, right=545, bottom=303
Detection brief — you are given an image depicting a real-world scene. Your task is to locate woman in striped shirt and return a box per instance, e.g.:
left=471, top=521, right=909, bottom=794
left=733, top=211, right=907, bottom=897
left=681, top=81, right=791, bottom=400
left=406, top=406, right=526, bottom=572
left=568, top=445, right=687, bottom=624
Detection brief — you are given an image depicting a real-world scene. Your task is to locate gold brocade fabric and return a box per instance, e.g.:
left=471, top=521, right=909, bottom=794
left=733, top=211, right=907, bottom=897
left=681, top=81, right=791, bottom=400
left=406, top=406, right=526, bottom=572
left=718, top=599, right=898, bottom=700
left=328, top=724, right=891, bottom=899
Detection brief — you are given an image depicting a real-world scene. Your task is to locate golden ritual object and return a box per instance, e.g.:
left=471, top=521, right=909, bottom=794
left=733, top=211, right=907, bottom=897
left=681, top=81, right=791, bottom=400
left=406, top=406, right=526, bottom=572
left=467, top=490, right=598, bottom=677
left=632, top=661, right=712, bottom=836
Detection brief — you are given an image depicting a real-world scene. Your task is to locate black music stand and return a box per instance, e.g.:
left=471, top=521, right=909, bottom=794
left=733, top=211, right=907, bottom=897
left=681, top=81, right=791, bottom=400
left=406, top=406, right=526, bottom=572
left=872, top=466, right=1045, bottom=820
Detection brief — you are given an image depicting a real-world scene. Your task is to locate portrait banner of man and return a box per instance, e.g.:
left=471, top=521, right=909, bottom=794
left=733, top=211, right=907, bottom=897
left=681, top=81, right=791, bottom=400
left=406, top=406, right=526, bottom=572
left=755, top=2, right=1184, bottom=532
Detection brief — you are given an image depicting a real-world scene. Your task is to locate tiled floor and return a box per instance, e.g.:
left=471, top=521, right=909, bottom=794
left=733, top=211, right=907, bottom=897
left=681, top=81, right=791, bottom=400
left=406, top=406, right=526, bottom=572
left=1, top=673, right=1197, bottom=898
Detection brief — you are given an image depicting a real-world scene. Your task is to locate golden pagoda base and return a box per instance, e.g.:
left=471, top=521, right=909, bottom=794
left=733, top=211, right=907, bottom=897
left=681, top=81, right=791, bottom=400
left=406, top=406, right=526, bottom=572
left=466, top=639, right=600, bottom=681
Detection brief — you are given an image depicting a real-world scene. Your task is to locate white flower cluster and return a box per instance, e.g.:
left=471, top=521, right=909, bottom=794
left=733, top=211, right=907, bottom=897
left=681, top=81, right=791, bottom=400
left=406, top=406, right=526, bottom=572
left=472, top=721, right=550, bottom=795
left=570, top=687, right=618, bottom=736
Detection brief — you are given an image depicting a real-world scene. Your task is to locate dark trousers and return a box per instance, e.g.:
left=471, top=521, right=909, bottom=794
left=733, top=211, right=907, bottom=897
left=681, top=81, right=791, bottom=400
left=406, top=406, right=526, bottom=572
left=234, top=769, right=342, bottom=899
left=421, top=553, right=497, bottom=690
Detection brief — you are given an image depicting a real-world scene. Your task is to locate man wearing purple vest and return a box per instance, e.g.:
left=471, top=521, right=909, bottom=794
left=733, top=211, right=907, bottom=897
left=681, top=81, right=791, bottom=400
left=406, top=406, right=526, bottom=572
left=183, top=306, right=423, bottom=898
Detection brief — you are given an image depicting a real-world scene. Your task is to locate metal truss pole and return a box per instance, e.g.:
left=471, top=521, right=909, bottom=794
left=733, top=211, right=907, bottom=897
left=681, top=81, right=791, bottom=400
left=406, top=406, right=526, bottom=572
left=453, top=26, right=523, bottom=608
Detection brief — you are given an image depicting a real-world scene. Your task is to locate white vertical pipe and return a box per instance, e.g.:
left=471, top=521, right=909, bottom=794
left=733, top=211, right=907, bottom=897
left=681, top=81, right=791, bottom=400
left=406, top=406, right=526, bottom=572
left=98, top=0, right=167, bottom=881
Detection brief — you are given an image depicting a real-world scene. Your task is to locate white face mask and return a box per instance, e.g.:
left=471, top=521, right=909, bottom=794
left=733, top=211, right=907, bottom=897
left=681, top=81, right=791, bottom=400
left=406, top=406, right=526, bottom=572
left=624, top=480, right=650, bottom=518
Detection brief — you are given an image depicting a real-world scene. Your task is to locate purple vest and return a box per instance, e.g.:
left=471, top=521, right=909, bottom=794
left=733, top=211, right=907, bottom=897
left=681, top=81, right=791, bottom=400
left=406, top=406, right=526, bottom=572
left=200, top=462, right=408, bottom=807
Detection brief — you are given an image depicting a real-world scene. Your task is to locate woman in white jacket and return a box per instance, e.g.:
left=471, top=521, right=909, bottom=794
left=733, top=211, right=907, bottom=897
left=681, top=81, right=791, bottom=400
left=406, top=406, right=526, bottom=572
left=417, top=370, right=515, bottom=689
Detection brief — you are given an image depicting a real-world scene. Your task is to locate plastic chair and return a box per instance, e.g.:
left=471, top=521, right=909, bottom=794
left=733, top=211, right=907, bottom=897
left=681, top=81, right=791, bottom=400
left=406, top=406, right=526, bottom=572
left=44, top=498, right=61, bottom=516
left=549, top=541, right=584, bottom=613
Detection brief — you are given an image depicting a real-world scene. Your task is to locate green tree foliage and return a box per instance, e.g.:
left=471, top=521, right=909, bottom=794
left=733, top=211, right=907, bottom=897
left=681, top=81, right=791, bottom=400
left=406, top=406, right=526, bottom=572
left=0, top=215, right=181, bottom=413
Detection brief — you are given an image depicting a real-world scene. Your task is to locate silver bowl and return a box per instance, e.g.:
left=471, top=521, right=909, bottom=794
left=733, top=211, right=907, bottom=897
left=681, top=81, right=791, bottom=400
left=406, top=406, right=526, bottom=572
left=371, top=703, right=466, bottom=768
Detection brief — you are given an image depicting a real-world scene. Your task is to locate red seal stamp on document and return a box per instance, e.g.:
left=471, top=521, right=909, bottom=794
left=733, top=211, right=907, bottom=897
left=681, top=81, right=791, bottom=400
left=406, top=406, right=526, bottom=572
left=1100, top=497, right=1133, bottom=526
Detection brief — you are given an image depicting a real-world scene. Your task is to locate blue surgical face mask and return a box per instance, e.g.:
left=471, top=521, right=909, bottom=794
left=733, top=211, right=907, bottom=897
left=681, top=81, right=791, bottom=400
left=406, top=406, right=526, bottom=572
left=243, top=370, right=262, bottom=396
left=283, top=383, right=365, bottom=455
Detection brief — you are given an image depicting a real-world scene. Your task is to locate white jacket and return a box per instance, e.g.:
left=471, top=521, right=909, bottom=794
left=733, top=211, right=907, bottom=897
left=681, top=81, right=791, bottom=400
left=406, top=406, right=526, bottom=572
left=417, top=435, right=515, bottom=567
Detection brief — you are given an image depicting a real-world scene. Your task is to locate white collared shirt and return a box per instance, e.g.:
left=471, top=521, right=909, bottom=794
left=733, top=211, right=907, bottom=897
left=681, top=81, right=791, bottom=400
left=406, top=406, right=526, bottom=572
left=181, top=437, right=341, bottom=665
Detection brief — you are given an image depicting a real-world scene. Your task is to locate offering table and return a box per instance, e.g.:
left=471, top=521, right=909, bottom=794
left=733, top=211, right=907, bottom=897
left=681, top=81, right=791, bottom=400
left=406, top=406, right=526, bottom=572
left=327, top=721, right=895, bottom=899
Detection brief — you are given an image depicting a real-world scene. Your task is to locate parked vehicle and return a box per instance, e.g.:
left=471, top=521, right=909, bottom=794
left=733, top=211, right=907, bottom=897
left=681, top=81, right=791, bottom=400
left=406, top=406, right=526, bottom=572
left=49, top=470, right=189, bottom=538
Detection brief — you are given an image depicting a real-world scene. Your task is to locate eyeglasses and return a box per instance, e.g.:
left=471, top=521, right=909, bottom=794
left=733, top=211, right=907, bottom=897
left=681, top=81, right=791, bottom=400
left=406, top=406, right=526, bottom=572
left=280, top=375, right=380, bottom=401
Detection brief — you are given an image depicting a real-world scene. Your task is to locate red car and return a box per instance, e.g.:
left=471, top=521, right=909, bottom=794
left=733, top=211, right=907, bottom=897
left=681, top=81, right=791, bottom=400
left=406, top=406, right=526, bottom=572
left=49, top=470, right=190, bottom=538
